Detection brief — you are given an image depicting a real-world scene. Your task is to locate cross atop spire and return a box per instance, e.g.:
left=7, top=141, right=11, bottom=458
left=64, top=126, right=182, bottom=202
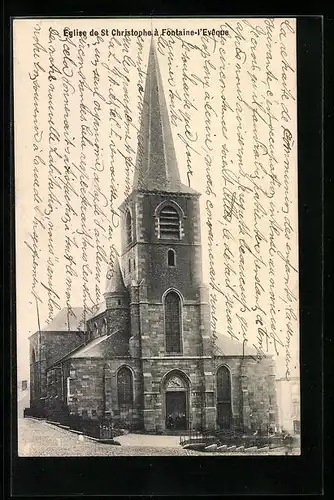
left=133, top=38, right=197, bottom=194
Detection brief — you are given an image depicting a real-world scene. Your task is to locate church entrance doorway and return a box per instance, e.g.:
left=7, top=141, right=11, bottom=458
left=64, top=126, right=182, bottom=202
left=166, top=392, right=187, bottom=430
left=164, top=373, right=188, bottom=431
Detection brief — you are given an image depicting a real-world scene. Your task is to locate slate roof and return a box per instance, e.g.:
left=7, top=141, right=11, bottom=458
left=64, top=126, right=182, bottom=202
left=105, top=259, right=126, bottom=295
left=60, top=333, right=111, bottom=360
left=87, top=301, right=106, bottom=320
left=40, top=307, right=85, bottom=332
left=133, top=38, right=198, bottom=195
left=215, top=333, right=259, bottom=357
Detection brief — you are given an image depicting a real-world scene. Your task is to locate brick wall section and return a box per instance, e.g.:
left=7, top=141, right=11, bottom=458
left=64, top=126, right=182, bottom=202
left=241, top=356, right=278, bottom=433
left=86, top=303, right=130, bottom=342
left=29, top=330, right=85, bottom=406
left=141, top=359, right=207, bottom=432
left=85, top=293, right=131, bottom=355
left=45, top=351, right=277, bottom=433
left=47, top=357, right=143, bottom=429
left=212, top=355, right=278, bottom=433
left=142, top=303, right=204, bottom=358
left=120, top=192, right=203, bottom=300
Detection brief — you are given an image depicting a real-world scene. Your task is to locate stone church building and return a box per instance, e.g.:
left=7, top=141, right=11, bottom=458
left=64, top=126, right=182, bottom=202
left=29, top=40, right=277, bottom=434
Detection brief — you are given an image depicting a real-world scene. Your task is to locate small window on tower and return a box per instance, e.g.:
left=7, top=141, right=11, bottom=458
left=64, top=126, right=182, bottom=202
left=128, top=259, right=131, bottom=273
left=118, top=299, right=121, bottom=306
left=167, top=249, right=176, bottom=267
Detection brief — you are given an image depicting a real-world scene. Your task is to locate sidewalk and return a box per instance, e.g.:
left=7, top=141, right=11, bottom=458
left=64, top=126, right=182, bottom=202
left=116, top=433, right=181, bottom=447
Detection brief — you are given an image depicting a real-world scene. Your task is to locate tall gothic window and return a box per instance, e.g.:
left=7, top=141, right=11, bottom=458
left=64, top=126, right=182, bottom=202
left=216, top=366, right=232, bottom=430
left=158, top=205, right=180, bottom=239
left=126, top=210, right=132, bottom=245
left=117, top=366, right=133, bottom=409
left=164, top=291, right=182, bottom=353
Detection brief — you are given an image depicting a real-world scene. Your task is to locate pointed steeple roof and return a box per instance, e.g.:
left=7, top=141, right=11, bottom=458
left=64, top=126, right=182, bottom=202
left=133, top=39, right=197, bottom=194
left=104, top=259, right=126, bottom=295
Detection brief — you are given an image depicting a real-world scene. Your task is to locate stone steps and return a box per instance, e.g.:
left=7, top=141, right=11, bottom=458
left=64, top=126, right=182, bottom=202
left=184, top=442, right=291, bottom=454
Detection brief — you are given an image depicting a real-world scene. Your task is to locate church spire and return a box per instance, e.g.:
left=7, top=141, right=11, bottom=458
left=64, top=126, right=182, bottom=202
left=104, top=258, right=126, bottom=296
left=133, top=38, right=195, bottom=193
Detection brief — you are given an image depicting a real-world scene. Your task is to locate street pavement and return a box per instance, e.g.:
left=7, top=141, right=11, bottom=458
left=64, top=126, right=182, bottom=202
left=117, top=433, right=181, bottom=447
left=18, top=418, right=199, bottom=456
left=18, top=418, right=297, bottom=456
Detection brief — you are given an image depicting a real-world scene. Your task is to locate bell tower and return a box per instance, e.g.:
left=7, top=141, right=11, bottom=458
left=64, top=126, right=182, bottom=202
left=119, top=40, right=204, bottom=301
left=119, top=39, right=215, bottom=432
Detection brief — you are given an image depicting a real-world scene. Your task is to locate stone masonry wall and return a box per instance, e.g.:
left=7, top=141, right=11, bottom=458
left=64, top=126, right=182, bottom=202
left=141, top=358, right=207, bottom=432
left=57, top=357, right=143, bottom=429
left=45, top=352, right=277, bottom=433
left=213, top=355, right=278, bottom=433
left=29, top=330, right=86, bottom=405
left=140, top=303, right=203, bottom=358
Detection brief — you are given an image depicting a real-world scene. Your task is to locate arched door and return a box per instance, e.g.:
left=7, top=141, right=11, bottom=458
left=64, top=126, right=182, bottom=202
left=165, top=373, right=188, bottom=431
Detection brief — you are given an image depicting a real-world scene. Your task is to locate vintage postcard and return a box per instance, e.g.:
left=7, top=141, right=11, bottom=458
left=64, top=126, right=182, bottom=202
left=14, top=17, right=300, bottom=457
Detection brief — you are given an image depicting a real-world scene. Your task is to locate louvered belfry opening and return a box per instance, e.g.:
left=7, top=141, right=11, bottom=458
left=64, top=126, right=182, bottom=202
left=159, top=205, right=180, bottom=239
left=165, top=291, right=182, bottom=353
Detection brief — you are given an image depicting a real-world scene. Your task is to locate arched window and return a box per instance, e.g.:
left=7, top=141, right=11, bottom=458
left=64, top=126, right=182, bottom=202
left=167, top=249, right=176, bottom=267
left=158, top=205, right=180, bottom=239
left=101, top=318, right=107, bottom=335
left=117, top=366, right=133, bottom=408
left=216, top=366, right=232, bottom=430
left=164, top=291, right=182, bottom=353
left=126, top=210, right=132, bottom=245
